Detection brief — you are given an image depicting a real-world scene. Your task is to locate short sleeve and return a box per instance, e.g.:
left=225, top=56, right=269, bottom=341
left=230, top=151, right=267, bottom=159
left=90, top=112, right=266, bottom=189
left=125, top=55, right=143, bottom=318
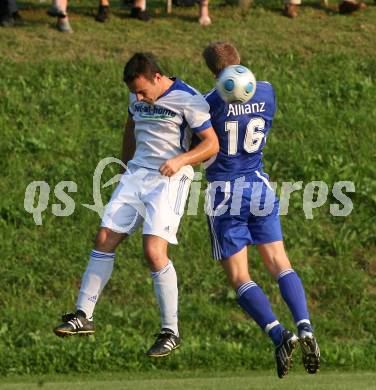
left=183, top=94, right=212, bottom=133
left=259, top=81, right=276, bottom=118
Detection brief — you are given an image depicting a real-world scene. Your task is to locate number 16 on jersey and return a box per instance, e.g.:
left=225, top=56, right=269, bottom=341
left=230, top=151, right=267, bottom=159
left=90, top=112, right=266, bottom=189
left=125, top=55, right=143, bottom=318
left=225, top=117, right=266, bottom=155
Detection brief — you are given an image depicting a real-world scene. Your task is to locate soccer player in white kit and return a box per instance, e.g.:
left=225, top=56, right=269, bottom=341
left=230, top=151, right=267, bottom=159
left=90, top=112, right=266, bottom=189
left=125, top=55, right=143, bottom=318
left=54, top=53, right=219, bottom=357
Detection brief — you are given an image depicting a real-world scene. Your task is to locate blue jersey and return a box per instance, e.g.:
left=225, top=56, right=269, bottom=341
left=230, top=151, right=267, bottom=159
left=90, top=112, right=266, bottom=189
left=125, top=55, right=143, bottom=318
left=204, top=81, right=276, bottom=182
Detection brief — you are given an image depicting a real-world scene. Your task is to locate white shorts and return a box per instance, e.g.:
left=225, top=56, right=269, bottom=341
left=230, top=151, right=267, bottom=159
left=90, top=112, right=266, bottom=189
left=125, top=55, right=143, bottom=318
left=101, top=163, right=194, bottom=244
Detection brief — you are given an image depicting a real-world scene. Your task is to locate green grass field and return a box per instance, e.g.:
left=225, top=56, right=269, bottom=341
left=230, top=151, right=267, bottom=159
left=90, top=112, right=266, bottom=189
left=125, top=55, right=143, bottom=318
left=0, top=0, right=376, bottom=378
left=1, top=372, right=375, bottom=390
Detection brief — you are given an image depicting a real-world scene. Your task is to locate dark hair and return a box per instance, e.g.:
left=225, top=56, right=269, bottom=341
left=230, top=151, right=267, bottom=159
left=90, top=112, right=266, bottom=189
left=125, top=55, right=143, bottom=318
left=203, top=41, right=241, bottom=77
left=123, top=53, right=163, bottom=83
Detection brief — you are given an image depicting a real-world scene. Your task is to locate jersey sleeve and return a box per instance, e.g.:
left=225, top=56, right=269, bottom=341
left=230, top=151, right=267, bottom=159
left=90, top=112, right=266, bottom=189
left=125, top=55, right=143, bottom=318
left=128, top=93, right=136, bottom=115
left=183, top=94, right=212, bottom=133
left=259, top=81, right=276, bottom=118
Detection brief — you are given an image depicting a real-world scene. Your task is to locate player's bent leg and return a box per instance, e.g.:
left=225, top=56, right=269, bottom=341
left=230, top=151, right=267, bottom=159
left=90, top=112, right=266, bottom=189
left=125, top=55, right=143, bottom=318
left=221, top=249, right=282, bottom=343
left=95, top=227, right=127, bottom=253
left=220, top=246, right=252, bottom=289
left=221, top=248, right=298, bottom=378
left=143, top=234, right=169, bottom=272
left=77, top=228, right=126, bottom=318
left=258, top=241, right=320, bottom=373
left=141, top=168, right=193, bottom=356
left=143, top=235, right=181, bottom=357
left=257, top=240, right=292, bottom=279
left=258, top=242, right=310, bottom=327
left=54, top=228, right=127, bottom=338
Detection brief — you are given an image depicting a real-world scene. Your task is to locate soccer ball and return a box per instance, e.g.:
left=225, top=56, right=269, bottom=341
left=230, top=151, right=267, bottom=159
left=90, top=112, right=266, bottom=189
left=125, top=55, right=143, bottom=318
left=216, top=65, right=257, bottom=104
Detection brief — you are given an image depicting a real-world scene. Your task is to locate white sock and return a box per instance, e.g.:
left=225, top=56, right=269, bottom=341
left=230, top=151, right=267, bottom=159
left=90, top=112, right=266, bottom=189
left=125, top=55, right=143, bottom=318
left=151, top=260, right=179, bottom=336
left=76, top=250, right=115, bottom=319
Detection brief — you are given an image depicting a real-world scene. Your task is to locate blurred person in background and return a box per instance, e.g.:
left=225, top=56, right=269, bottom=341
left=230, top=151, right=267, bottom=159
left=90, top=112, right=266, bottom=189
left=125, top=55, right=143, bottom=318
left=0, top=0, right=22, bottom=27
left=95, top=0, right=210, bottom=26
left=199, top=0, right=211, bottom=26
left=95, top=0, right=150, bottom=22
left=172, top=0, right=211, bottom=25
left=283, top=0, right=367, bottom=18
left=47, top=0, right=73, bottom=32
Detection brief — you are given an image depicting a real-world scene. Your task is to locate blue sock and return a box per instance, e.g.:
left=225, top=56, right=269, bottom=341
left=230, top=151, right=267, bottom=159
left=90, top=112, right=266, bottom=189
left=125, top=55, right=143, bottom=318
left=237, top=281, right=285, bottom=346
left=278, top=269, right=311, bottom=330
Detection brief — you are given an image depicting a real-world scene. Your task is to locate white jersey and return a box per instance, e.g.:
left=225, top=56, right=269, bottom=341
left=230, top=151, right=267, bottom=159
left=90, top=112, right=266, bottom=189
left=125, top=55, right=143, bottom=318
left=128, top=78, right=212, bottom=170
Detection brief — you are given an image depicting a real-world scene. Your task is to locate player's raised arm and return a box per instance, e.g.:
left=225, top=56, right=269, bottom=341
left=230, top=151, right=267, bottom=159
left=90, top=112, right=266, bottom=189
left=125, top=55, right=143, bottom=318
left=159, top=126, right=219, bottom=177
left=121, top=114, right=136, bottom=174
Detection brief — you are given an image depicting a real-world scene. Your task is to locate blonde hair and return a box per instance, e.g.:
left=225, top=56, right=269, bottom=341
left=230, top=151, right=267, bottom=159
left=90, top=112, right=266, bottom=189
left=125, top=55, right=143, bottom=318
left=202, top=41, right=241, bottom=77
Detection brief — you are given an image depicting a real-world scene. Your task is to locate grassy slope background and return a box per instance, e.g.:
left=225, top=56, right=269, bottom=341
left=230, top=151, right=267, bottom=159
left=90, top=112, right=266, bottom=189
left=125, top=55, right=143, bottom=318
left=0, top=0, right=375, bottom=376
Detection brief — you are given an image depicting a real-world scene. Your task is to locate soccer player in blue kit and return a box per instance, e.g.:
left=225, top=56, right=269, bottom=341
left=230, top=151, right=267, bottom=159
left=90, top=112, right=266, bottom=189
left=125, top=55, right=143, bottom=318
left=201, top=42, right=320, bottom=378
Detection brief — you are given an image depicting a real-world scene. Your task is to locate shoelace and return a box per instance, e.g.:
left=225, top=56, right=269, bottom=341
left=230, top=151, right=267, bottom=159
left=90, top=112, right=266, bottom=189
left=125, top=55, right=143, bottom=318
left=154, top=331, right=174, bottom=340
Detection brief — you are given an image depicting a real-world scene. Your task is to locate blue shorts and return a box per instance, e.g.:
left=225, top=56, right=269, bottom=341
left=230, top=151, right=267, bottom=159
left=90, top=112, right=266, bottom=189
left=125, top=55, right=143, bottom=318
left=205, top=171, right=283, bottom=260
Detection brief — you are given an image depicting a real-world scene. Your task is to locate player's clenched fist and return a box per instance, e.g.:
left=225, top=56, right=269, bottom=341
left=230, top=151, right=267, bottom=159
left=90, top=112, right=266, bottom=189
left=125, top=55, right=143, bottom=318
left=159, top=157, right=184, bottom=177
